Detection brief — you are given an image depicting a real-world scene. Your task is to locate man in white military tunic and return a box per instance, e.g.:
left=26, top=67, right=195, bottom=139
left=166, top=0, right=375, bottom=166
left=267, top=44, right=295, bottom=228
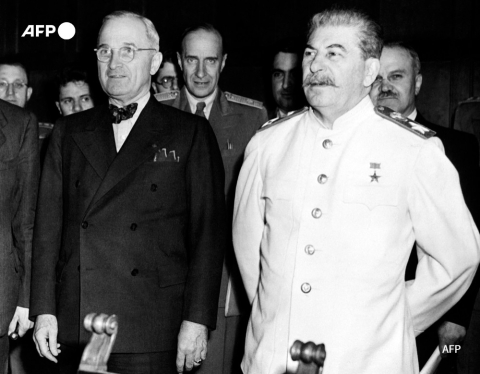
left=233, top=8, right=480, bottom=374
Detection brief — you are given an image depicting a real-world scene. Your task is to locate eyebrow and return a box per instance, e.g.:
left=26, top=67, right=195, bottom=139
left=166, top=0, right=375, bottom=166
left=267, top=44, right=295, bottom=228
left=389, top=69, right=407, bottom=74
left=97, top=42, right=138, bottom=48
left=327, top=44, right=347, bottom=52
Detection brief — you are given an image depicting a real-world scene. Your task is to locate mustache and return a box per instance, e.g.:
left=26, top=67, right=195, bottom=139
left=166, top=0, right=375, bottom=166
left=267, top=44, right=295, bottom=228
left=302, top=74, right=337, bottom=88
left=377, top=90, right=397, bottom=99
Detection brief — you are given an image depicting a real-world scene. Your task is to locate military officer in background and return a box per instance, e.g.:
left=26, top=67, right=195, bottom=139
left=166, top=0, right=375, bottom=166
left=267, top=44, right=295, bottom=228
left=233, top=8, right=480, bottom=374
left=370, top=41, right=480, bottom=372
left=156, top=23, right=267, bottom=374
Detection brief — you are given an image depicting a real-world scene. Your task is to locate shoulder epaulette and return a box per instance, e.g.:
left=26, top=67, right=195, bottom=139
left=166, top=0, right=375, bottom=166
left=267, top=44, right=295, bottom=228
left=154, top=90, right=179, bottom=102
left=375, top=106, right=436, bottom=139
left=257, top=107, right=308, bottom=133
left=224, top=92, right=264, bottom=109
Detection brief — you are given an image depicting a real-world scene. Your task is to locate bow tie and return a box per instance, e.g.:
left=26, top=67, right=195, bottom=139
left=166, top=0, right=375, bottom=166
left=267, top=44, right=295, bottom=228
left=109, top=103, right=138, bottom=124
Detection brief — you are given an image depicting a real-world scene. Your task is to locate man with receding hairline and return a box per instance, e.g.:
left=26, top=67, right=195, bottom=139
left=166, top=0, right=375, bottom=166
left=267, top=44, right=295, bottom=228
left=158, top=23, right=267, bottom=374
left=371, top=41, right=480, bottom=371
left=30, top=10, right=226, bottom=374
left=233, top=8, right=479, bottom=374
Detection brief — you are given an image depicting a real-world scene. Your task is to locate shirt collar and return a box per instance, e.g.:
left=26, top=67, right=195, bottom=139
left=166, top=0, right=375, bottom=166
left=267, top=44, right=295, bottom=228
left=185, top=88, right=217, bottom=119
left=407, top=108, right=418, bottom=121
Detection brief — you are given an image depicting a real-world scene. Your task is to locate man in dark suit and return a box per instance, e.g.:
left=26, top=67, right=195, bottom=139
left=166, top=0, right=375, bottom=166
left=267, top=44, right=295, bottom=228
left=370, top=41, right=480, bottom=371
left=29, top=11, right=226, bottom=374
left=156, top=23, right=267, bottom=374
left=0, top=99, right=39, bottom=373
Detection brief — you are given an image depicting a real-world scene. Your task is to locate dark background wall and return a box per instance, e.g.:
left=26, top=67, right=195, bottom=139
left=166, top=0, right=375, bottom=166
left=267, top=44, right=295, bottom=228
left=0, top=0, right=479, bottom=126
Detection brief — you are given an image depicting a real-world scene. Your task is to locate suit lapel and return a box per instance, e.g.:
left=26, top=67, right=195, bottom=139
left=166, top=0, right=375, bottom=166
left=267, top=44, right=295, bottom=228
left=0, top=107, right=7, bottom=149
left=86, top=98, right=172, bottom=212
left=72, top=106, right=116, bottom=180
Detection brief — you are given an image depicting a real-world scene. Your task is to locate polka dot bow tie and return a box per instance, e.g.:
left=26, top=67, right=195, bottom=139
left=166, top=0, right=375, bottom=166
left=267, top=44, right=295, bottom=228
left=109, top=103, right=138, bottom=124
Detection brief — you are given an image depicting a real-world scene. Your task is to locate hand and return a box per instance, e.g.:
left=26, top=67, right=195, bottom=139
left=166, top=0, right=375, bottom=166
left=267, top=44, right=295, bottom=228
left=32, top=314, right=61, bottom=363
left=8, top=306, right=34, bottom=338
left=437, top=321, right=466, bottom=358
left=176, top=321, right=208, bottom=372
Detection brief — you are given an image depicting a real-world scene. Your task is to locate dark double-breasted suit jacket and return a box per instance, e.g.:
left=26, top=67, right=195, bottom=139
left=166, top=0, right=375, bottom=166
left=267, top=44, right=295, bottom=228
left=406, top=112, right=480, bottom=366
left=30, top=97, right=227, bottom=353
left=0, top=100, right=39, bottom=340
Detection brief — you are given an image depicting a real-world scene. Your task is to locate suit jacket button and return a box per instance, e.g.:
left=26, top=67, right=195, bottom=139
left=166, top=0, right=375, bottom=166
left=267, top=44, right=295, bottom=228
left=151, top=184, right=157, bottom=191
left=81, top=221, right=88, bottom=229
left=130, top=223, right=137, bottom=231
left=131, top=268, right=139, bottom=276
left=75, top=180, right=80, bottom=188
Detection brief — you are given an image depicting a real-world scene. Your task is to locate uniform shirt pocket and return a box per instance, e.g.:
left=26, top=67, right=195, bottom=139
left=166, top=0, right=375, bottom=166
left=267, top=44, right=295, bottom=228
left=343, top=185, right=399, bottom=210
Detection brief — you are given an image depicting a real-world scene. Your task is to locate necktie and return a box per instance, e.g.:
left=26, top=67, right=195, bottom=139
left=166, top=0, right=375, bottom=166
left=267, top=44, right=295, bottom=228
left=195, top=102, right=206, bottom=118
left=109, top=103, right=138, bottom=124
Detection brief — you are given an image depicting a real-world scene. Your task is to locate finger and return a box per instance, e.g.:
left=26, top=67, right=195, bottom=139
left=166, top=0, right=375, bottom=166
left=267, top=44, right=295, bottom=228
left=8, top=317, right=18, bottom=336
left=49, top=331, right=59, bottom=357
left=184, top=351, right=195, bottom=371
left=37, top=335, right=57, bottom=363
left=176, top=350, right=186, bottom=373
left=200, top=339, right=207, bottom=361
left=32, top=331, right=43, bottom=357
left=18, top=323, right=29, bottom=337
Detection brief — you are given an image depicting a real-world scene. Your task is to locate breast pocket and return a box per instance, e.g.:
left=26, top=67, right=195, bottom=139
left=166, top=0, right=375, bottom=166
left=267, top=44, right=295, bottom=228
left=343, top=185, right=399, bottom=210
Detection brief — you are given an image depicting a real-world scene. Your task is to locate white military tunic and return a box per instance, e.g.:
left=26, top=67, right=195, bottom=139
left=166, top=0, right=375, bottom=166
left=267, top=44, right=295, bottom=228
left=233, top=96, right=480, bottom=374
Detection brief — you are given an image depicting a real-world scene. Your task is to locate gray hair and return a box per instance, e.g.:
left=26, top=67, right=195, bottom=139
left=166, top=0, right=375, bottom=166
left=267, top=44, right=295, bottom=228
left=99, top=10, right=160, bottom=50
left=307, top=8, right=383, bottom=60
left=384, top=41, right=421, bottom=76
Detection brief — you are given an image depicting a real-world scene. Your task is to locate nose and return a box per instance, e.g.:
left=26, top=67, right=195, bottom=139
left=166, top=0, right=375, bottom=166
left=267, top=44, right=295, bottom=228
left=309, top=54, right=325, bottom=74
left=6, top=83, right=15, bottom=96
left=72, top=99, right=82, bottom=113
left=196, top=62, right=206, bottom=78
left=108, top=49, right=123, bottom=70
left=282, top=72, right=293, bottom=90
left=172, top=78, right=179, bottom=91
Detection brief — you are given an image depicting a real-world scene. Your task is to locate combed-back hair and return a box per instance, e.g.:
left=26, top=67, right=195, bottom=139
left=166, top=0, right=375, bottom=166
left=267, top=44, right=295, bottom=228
left=384, top=41, right=421, bottom=75
left=179, top=23, right=225, bottom=56
left=99, top=10, right=160, bottom=50
left=307, top=7, right=383, bottom=60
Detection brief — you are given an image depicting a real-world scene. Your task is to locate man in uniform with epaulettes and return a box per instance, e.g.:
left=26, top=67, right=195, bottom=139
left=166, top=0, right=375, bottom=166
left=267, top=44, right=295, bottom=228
left=233, top=8, right=480, bottom=374
left=156, top=23, right=267, bottom=374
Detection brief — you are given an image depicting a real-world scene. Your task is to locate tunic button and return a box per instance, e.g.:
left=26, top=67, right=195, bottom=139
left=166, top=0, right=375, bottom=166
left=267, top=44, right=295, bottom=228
left=130, top=223, right=137, bottom=231
left=151, top=184, right=157, bottom=192
left=311, top=208, right=322, bottom=219
left=131, top=268, right=139, bottom=276
left=75, top=180, right=80, bottom=188
left=301, top=283, right=311, bottom=293
left=81, top=221, right=88, bottom=229
left=305, top=245, right=315, bottom=255
left=322, top=139, right=333, bottom=149
left=317, top=174, right=328, bottom=184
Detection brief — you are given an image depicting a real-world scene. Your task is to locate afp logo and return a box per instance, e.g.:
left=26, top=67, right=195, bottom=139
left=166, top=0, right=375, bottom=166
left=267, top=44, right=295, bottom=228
left=21, top=22, right=76, bottom=40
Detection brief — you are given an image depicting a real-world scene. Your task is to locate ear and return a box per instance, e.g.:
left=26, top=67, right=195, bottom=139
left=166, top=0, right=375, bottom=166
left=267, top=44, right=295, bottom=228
left=55, top=101, right=62, bottom=115
left=414, top=73, right=422, bottom=96
left=150, top=51, right=162, bottom=75
left=177, top=52, right=184, bottom=71
left=26, top=87, right=33, bottom=102
left=363, top=58, right=380, bottom=87
left=220, top=53, right=228, bottom=73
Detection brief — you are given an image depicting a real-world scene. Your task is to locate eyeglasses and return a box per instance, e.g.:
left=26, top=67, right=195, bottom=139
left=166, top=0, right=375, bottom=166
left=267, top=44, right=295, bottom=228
left=94, top=46, right=157, bottom=63
left=156, top=76, right=178, bottom=89
left=0, top=80, right=28, bottom=92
